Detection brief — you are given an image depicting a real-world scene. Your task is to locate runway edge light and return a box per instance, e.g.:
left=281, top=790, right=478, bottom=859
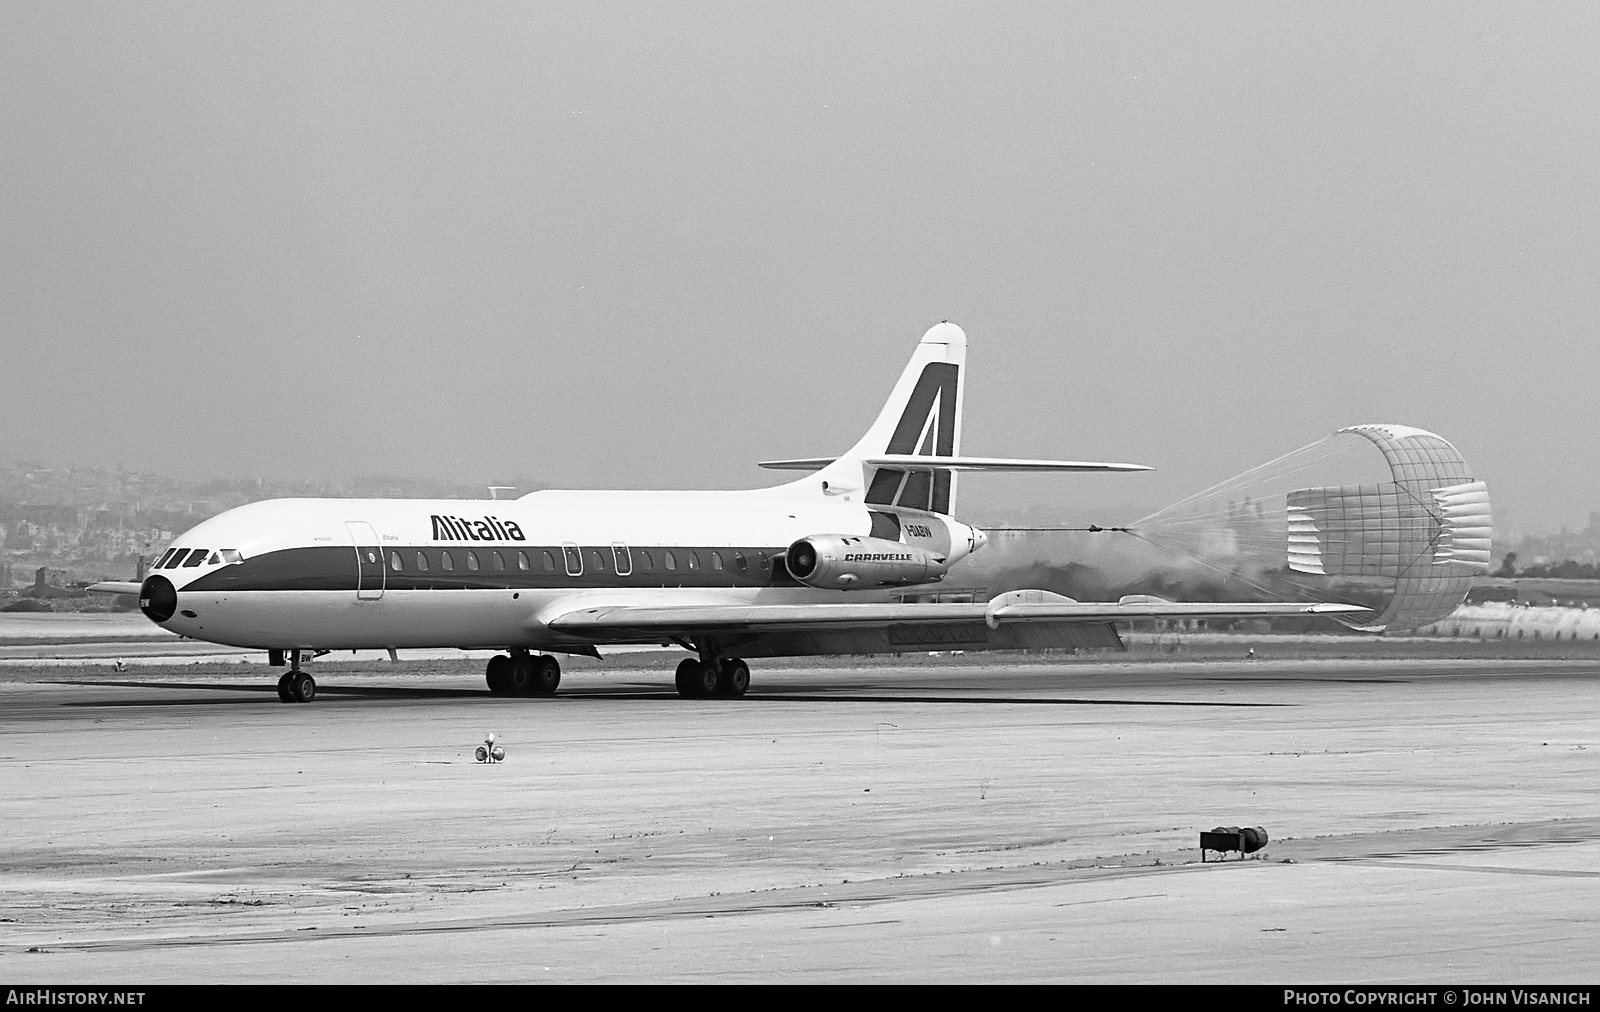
left=475, top=732, right=505, bottom=763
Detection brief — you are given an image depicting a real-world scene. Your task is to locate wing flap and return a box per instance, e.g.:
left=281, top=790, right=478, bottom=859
left=548, top=601, right=988, bottom=635
left=986, top=601, right=1369, bottom=624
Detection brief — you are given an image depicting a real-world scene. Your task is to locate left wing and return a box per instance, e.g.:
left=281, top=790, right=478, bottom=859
left=548, top=597, right=1367, bottom=634
left=545, top=592, right=1370, bottom=658
left=86, top=581, right=142, bottom=595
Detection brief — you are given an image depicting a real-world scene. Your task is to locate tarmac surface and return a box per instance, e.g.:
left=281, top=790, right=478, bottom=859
left=1, top=654, right=1596, bottom=983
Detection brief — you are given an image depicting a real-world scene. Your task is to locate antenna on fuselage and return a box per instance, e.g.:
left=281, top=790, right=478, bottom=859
left=487, top=486, right=516, bottom=500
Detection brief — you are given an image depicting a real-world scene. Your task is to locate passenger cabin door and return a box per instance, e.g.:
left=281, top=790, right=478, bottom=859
left=346, top=521, right=386, bottom=601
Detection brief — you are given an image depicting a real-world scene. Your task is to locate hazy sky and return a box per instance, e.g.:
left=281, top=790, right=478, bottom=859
left=3, top=3, right=1596, bottom=535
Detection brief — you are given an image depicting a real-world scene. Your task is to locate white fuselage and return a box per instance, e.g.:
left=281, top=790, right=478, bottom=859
left=141, top=489, right=983, bottom=652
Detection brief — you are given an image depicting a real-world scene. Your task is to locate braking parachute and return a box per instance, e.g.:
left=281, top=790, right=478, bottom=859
left=1283, top=425, right=1491, bottom=630
left=1120, top=424, right=1491, bottom=632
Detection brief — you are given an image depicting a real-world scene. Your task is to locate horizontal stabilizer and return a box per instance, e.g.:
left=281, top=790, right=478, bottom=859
left=760, top=455, right=1152, bottom=473
left=759, top=458, right=841, bottom=471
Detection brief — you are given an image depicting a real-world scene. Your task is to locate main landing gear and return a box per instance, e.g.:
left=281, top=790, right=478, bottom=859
left=486, top=651, right=561, bottom=697
left=675, top=657, right=749, bottom=699
left=275, top=648, right=316, bottom=704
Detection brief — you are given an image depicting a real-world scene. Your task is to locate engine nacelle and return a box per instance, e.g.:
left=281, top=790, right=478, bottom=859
left=784, top=535, right=947, bottom=590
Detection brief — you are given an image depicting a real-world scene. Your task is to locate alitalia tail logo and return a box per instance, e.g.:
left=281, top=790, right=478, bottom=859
left=431, top=515, right=526, bottom=542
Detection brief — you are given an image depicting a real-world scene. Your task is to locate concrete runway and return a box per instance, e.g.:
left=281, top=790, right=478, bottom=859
left=1, top=656, right=1596, bottom=983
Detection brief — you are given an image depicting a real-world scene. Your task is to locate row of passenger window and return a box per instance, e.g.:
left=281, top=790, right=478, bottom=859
left=153, top=547, right=243, bottom=570
left=387, top=546, right=774, bottom=578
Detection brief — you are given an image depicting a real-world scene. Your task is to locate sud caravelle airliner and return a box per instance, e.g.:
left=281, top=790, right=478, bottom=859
left=93, top=323, right=1364, bottom=703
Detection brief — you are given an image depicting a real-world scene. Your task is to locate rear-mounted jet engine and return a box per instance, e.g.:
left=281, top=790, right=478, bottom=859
left=785, top=535, right=947, bottom=589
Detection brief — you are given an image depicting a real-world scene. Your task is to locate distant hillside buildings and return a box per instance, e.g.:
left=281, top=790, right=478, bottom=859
left=0, top=462, right=518, bottom=589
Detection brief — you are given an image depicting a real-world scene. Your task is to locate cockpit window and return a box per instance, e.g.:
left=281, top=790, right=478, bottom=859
left=182, top=549, right=208, bottom=567
left=219, top=549, right=243, bottom=565
left=161, top=549, right=188, bottom=568
left=154, top=549, right=178, bottom=569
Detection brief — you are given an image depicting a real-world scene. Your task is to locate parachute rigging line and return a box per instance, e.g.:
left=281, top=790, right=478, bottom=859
left=983, top=525, right=1133, bottom=533
left=1135, top=436, right=1352, bottom=530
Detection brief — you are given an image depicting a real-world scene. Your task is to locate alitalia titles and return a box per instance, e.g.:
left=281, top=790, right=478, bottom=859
left=430, top=515, right=527, bottom=542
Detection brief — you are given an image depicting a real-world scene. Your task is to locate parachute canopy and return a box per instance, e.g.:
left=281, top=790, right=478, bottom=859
left=1132, top=424, right=1492, bottom=632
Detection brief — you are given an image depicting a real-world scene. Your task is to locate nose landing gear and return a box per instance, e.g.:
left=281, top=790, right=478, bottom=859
left=274, top=649, right=316, bottom=703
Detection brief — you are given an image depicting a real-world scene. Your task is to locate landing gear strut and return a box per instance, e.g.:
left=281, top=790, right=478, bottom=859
left=275, top=649, right=316, bottom=703
left=675, top=656, right=749, bottom=699
left=487, top=651, right=561, bottom=697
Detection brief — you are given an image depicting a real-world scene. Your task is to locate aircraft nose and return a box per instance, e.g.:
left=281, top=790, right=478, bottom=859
left=139, top=575, right=177, bottom=623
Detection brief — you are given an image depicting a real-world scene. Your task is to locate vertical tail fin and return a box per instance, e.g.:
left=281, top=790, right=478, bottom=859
left=799, top=322, right=967, bottom=513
